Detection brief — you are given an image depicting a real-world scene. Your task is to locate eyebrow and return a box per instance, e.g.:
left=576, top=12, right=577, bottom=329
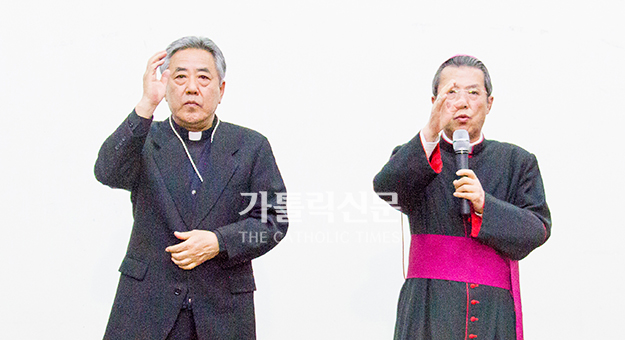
left=174, top=67, right=212, bottom=74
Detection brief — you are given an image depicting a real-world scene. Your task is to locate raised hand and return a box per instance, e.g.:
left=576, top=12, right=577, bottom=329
left=421, top=80, right=456, bottom=142
left=135, top=51, right=171, bottom=119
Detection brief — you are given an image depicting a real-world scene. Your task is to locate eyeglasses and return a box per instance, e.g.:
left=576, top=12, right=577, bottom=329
left=445, top=88, right=485, bottom=101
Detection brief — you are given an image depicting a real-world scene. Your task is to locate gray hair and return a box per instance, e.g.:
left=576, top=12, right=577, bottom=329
left=432, top=55, right=492, bottom=97
left=160, top=36, right=226, bottom=81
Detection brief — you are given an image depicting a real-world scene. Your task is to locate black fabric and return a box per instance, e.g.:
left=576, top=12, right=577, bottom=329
left=96, top=111, right=287, bottom=340
left=166, top=309, right=198, bottom=340
left=374, top=133, right=551, bottom=340
left=169, top=117, right=216, bottom=236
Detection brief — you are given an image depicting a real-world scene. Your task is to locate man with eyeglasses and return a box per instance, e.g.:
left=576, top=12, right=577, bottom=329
left=374, top=55, right=551, bottom=340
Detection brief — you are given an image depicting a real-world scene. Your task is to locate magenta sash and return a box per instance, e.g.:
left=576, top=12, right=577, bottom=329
left=407, top=234, right=523, bottom=340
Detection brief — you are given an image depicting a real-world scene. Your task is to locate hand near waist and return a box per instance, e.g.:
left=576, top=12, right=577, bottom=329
left=453, top=169, right=485, bottom=214
left=165, top=230, right=220, bottom=270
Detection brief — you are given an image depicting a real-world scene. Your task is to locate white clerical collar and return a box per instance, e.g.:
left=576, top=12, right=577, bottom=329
left=441, top=131, right=484, bottom=146
left=168, top=116, right=221, bottom=183
left=189, top=131, right=202, bottom=141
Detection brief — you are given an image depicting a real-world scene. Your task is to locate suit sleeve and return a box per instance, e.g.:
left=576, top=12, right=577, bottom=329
left=94, top=111, right=152, bottom=191
left=373, top=132, right=442, bottom=213
left=476, top=154, right=551, bottom=260
left=215, top=137, right=288, bottom=268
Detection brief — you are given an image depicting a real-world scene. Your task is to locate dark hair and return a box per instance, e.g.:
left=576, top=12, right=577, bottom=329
left=160, top=36, right=226, bottom=81
left=432, top=55, right=492, bottom=97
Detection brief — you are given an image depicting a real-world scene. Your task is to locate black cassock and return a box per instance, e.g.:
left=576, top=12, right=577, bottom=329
left=374, top=133, right=551, bottom=340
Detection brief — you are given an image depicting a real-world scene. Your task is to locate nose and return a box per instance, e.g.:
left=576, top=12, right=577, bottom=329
left=452, top=92, right=469, bottom=109
left=186, top=77, right=198, bottom=94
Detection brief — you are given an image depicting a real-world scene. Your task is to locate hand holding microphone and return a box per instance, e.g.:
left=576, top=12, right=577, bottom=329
left=452, top=129, right=485, bottom=215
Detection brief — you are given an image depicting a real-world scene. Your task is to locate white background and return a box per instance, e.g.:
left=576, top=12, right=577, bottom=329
left=1, top=1, right=624, bottom=339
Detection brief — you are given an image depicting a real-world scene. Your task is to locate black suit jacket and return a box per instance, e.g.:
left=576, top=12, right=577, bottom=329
left=95, top=112, right=287, bottom=340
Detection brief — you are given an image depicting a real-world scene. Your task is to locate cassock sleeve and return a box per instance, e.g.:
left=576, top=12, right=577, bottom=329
left=214, top=137, right=288, bottom=268
left=94, top=110, right=152, bottom=191
left=373, top=132, right=441, bottom=213
left=475, top=153, right=551, bottom=260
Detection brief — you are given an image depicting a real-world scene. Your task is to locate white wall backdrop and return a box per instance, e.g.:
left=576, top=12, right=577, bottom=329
left=1, top=1, right=624, bottom=339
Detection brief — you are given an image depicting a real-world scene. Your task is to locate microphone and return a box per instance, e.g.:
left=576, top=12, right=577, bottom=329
left=453, top=129, right=471, bottom=216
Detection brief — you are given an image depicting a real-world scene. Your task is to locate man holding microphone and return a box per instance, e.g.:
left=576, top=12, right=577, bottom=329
left=374, top=55, right=551, bottom=340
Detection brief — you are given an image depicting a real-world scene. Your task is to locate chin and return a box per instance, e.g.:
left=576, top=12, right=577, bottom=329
left=176, top=111, right=214, bottom=129
left=446, top=125, right=465, bottom=134
left=177, top=111, right=205, bottom=122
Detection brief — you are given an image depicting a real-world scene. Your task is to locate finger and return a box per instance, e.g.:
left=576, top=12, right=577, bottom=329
left=152, top=56, right=166, bottom=70
left=456, top=169, right=476, bottom=179
left=174, top=231, right=192, bottom=240
left=454, top=185, right=469, bottom=193
left=176, top=259, right=193, bottom=268
left=456, top=183, right=479, bottom=194
left=170, top=250, right=190, bottom=261
left=434, top=80, right=456, bottom=106
left=453, top=177, right=474, bottom=189
left=165, top=241, right=187, bottom=253
left=171, top=253, right=193, bottom=265
left=174, top=260, right=193, bottom=270
left=160, top=69, right=170, bottom=85
left=171, top=254, right=195, bottom=268
left=432, top=94, right=447, bottom=113
left=440, top=79, right=457, bottom=94
left=145, top=51, right=167, bottom=77
left=453, top=191, right=477, bottom=200
left=148, top=50, right=167, bottom=65
left=180, top=263, right=197, bottom=270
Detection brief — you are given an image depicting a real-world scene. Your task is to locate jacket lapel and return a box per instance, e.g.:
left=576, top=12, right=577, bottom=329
left=151, top=120, right=195, bottom=230
left=194, top=122, right=239, bottom=229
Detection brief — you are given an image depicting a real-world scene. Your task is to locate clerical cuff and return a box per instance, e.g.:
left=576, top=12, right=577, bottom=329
left=420, top=132, right=440, bottom=159
left=419, top=132, right=442, bottom=173
left=470, top=207, right=483, bottom=238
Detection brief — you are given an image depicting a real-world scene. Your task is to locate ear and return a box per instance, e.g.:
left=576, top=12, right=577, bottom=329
left=431, top=96, right=436, bottom=104
left=218, top=80, right=226, bottom=103
left=486, top=95, right=494, bottom=113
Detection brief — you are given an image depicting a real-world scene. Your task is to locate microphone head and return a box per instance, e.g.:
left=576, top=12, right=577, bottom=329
left=453, top=129, right=470, bottom=153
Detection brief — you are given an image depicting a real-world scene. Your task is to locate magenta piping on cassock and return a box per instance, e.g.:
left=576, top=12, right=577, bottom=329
left=407, top=234, right=523, bottom=340
left=509, top=260, right=523, bottom=340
